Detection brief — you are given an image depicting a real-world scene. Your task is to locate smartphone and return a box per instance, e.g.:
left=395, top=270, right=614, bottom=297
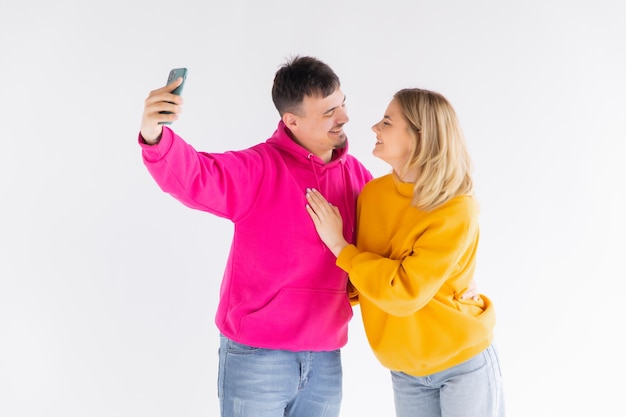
left=159, top=67, right=188, bottom=125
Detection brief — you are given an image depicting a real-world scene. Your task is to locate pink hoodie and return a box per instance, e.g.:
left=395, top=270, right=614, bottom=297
left=139, top=121, right=372, bottom=351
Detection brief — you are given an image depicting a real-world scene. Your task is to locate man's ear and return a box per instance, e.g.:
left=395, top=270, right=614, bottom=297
left=282, top=112, right=298, bottom=131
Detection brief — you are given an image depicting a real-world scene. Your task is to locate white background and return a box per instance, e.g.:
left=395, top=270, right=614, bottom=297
left=1, top=0, right=625, bottom=416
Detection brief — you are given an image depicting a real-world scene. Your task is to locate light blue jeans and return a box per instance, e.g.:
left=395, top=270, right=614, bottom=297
left=218, top=334, right=343, bottom=417
left=391, top=343, right=505, bottom=417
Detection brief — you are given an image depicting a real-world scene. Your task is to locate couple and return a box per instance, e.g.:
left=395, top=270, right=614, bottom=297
left=138, top=56, right=504, bottom=417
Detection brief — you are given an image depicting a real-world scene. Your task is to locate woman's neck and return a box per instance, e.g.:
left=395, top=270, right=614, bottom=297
left=393, top=167, right=419, bottom=183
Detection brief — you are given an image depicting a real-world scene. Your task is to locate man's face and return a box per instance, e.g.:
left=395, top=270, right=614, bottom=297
left=286, top=88, right=349, bottom=160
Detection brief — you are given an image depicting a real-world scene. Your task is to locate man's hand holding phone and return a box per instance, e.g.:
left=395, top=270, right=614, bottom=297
left=140, top=68, right=187, bottom=145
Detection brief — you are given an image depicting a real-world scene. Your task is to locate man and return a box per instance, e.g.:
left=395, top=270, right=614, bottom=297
left=138, top=56, right=372, bottom=417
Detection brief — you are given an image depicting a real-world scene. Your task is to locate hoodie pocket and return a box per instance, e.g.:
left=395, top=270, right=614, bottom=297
left=238, top=288, right=353, bottom=350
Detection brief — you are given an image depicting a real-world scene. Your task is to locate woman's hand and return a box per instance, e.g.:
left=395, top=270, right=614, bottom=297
left=460, top=280, right=481, bottom=301
left=305, top=188, right=349, bottom=257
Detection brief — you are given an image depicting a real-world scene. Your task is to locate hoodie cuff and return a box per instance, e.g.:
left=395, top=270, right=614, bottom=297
left=138, top=127, right=175, bottom=162
left=336, top=244, right=360, bottom=273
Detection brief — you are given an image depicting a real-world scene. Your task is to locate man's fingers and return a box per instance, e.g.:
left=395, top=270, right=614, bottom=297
left=148, top=76, right=183, bottom=96
left=143, top=93, right=183, bottom=124
left=145, top=90, right=184, bottom=108
left=166, top=76, right=184, bottom=90
left=145, top=78, right=184, bottom=107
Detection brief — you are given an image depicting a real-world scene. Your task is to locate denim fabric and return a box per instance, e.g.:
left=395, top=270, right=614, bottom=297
left=218, top=334, right=343, bottom=417
left=391, top=343, right=505, bottom=417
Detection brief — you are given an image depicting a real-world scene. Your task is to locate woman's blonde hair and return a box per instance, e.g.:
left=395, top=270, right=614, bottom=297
left=394, top=88, right=474, bottom=211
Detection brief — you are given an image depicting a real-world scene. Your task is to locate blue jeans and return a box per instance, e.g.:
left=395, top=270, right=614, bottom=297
left=391, top=343, right=505, bottom=417
left=218, top=334, right=343, bottom=417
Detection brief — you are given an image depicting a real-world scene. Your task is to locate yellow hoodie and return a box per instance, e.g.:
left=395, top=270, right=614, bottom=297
left=337, top=174, right=495, bottom=377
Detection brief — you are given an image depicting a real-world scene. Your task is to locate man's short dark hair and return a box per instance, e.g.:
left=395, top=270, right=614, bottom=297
left=272, top=56, right=341, bottom=116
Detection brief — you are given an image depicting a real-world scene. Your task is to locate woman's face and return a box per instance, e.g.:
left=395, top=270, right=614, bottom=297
left=371, top=98, right=415, bottom=174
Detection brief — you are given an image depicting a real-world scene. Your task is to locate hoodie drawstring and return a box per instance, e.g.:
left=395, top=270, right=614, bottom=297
left=307, top=153, right=323, bottom=192
left=307, top=154, right=355, bottom=244
left=339, top=158, right=355, bottom=239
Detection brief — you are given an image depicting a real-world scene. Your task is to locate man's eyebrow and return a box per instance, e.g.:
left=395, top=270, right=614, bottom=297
left=323, top=95, right=347, bottom=115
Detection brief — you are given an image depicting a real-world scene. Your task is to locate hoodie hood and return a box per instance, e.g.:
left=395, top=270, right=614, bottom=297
left=266, top=120, right=350, bottom=167
left=266, top=121, right=353, bottom=227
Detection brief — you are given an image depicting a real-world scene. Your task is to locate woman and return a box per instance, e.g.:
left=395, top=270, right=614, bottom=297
left=305, top=88, right=505, bottom=417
